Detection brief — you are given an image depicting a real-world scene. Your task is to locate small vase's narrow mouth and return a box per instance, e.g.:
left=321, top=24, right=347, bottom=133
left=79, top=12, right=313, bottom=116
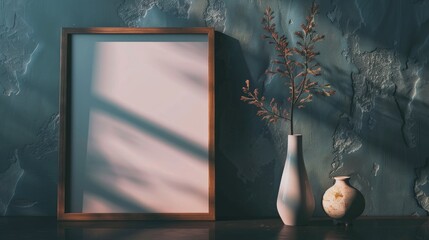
left=288, top=134, right=302, bottom=136
left=333, top=176, right=351, bottom=181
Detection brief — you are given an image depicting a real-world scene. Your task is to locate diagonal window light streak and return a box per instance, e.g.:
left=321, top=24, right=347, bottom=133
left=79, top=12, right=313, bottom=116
left=91, top=95, right=208, bottom=160
left=84, top=108, right=209, bottom=213
left=91, top=40, right=209, bottom=151
left=83, top=175, right=150, bottom=213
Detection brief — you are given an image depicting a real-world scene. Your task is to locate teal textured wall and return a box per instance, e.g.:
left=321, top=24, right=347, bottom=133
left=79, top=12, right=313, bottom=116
left=1, top=0, right=429, bottom=218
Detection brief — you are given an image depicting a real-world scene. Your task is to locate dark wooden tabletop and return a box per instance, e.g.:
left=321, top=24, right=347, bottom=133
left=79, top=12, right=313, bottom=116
left=0, top=217, right=428, bottom=240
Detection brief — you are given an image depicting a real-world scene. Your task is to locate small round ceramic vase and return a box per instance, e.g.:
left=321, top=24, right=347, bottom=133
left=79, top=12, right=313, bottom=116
left=322, top=176, right=365, bottom=225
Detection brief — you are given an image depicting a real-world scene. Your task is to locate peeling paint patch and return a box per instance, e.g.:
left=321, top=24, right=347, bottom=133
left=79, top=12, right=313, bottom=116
left=415, top=159, right=429, bottom=213
left=348, top=35, right=424, bottom=149
left=331, top=115, right=362, bottom=176
left=0, top=1, right=39, bottom=96
left=333, top=117, right=362, bottom=156
left=1, top=114, right=60, bottom=215
left=398, top=62, right=423, bottom=148
left=156, top=0, right=191, bottom=18
left=348, top=36, right=397, bottom=127
left=0, top=150, right=24, bottom=215
left=331, top=34, right=424, bottom=176
left=372, top=162, right=380, bottom=177
left=204, top=0, right=226, bottom=32
left=24, top=113, right=59, bottom=160
left=330, top=35, right=404, bottom=176
left=118, top=0, right=191, bottom=27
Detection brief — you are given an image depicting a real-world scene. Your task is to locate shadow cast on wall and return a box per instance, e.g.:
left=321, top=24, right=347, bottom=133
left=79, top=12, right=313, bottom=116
left=215, top=32, right=281, bottom=220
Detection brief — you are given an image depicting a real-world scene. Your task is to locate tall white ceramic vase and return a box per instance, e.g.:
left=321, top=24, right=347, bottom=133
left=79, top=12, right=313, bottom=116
left=277, top=134, right=315, bottom=226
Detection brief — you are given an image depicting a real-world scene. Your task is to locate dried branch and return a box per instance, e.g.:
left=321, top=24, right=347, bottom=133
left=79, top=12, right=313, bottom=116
left=241, top=1, right=334, bottom=134
left=241, top=80, right=290, bottom=124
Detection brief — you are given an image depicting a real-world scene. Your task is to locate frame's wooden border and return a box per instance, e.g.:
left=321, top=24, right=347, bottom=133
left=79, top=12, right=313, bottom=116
left=58, top=27, right=215, bottom=221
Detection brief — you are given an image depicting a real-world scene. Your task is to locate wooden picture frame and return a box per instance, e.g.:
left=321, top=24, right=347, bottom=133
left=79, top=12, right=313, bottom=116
left=58, top=28, right=215, bottom=220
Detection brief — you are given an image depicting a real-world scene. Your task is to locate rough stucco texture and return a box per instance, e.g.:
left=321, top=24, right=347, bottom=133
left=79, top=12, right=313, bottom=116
left=0, top=0, right=38, bottom=96
left=1, top=0, right=429, bottom=217
left=118, top=0, right=192, bottom=26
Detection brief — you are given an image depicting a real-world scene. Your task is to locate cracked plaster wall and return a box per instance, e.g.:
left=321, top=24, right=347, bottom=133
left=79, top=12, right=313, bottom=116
left=0, top=0, right=38, bottom=96
left=1, top=0, right=429, bottom=217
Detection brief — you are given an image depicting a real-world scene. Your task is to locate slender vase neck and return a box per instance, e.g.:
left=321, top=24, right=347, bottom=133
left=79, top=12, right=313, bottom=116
left=287, top=134, right=303, bottom=154
left=286, top=135, right=303, bottom=164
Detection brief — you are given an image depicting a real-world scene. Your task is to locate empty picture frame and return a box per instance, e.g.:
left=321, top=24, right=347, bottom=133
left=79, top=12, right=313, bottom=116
left=58, top=28, right=215, bottom=220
